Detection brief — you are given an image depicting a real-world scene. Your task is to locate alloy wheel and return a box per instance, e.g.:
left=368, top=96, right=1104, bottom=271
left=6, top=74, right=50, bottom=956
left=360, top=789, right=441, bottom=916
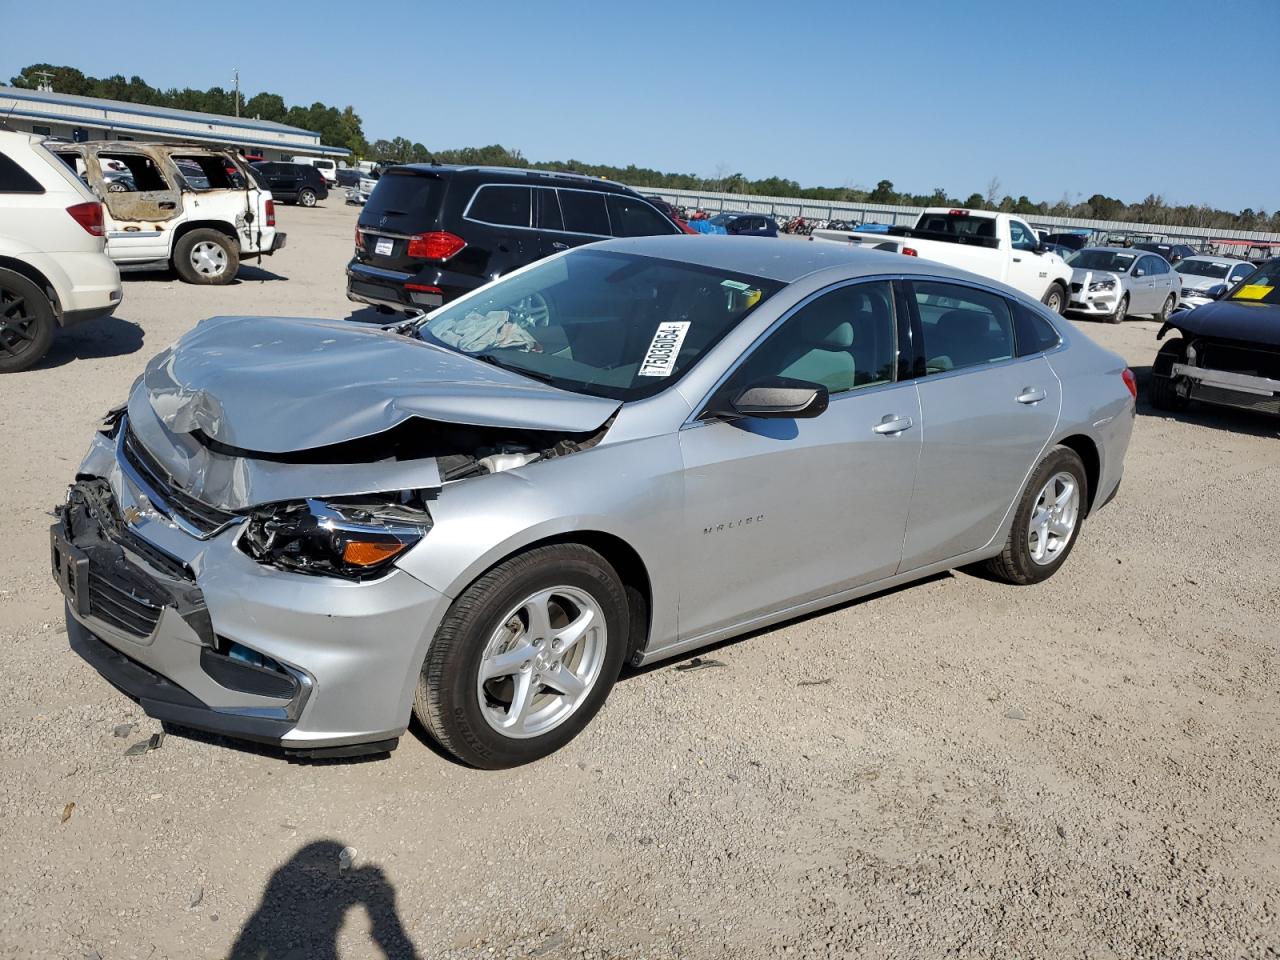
left=0, top=288, right=37, bottom=361
left=189, top=240, right=228, bottom=278
left=1027, top=471, right=1079, bottom=565
left=476, top=585, right=608, bottom=739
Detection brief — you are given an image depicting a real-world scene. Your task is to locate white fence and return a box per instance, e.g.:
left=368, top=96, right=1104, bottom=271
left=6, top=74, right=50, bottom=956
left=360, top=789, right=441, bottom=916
left=632, top=185, right=1280, bottom=246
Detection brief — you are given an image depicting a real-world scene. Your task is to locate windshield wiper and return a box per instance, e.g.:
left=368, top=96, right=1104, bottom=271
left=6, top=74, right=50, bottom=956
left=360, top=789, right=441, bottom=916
left=472, top=351, right=560, bottom=386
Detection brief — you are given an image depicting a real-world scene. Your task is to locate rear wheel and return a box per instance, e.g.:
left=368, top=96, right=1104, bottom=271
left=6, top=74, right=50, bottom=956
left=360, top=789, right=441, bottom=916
left=298, top=187, right=317, bottom=207
left=1150, top=338, right=1190, bottom=412
left=414, top=544, right=629, bottom=768
left=986, top=446, right=1088, bottom=585
left=0, top=268, right=56, bottom=374
left=173, top=229, right=239, bottom=285
left=1041, top=283, right=1066, bottom=315
left=1107, top=293, right=1129, bottom=324
left=1157, top=293, right=1175, bottom=322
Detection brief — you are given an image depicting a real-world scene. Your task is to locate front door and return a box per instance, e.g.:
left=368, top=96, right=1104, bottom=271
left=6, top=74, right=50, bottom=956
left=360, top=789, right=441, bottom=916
left=900, top=279, right=1061, bottom=570
left=1006, top=218, right=1048, bottom=300
left=678, top=280, right=921, bottom=641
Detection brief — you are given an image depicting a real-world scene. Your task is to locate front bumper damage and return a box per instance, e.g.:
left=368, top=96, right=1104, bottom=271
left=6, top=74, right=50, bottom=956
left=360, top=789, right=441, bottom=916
left=1152, top=335, right=1280, bottom=417
left=54, top=429, right=452, bottom=758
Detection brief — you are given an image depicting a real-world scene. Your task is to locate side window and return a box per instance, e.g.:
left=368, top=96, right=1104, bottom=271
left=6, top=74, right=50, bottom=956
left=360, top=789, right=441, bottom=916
left=914, top=281, right=1015, bottom=373
left=725, top=282, right=897, bottom=397
left=534, top=188, right=563, bottom=231
left=1009, top=220, right=1037, bottom=251
left=606, top=194, right=677, bottom=237
left=557, top=189, right=610, bottom=235
left=466, top=185, right=531, bottom=227
left=1230, top=264, right=1254, bottom=283
left=98, top=153, right=170, bottom=192
left=0, top=151, right=44, bottom=194
left=1013, top=302, right=1062, bottom=356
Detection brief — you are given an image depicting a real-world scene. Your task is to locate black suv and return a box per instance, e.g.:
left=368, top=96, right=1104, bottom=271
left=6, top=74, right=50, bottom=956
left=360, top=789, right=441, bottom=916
left=250, top=161, right=330, bottom=207
left=346, top=165, right=683, bottom=312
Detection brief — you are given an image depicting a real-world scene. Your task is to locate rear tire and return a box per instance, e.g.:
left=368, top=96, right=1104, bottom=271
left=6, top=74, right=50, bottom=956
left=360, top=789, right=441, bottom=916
left=0, top=268, right=56, bottom=374
left=986, top=446, right=1089, bottom=586
left=1107, top=293, right=1128, bottom=324
left=414, top=544, right=629, bottom=768
left=1149, top=339, right=1190, bottom=412
left=298, top=188, right=317, bottom=207
left=173, top=229, right=239, bottom=285
left=1041, top=282, right=1066, bottom=315
left=1157, top=294, right=1175, bottom=322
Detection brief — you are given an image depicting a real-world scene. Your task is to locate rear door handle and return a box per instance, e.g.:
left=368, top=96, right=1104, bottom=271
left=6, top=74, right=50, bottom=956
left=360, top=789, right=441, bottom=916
left=873, top=415, right=913, bottom=435
left=1016, top=387, right=1047, bottom=405
left=158, top=201, right=176, bottom=209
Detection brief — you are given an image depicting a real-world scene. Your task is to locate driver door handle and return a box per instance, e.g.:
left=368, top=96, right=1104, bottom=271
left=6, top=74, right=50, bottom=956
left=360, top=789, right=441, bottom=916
left=873, top=415, right=913, bottom=435
left=1016, top=387, right=1047, bottom=405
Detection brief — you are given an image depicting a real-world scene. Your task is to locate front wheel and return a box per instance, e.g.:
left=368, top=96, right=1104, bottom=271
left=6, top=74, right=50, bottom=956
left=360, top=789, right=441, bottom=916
left=298, top=188, right=317, bottom=207
left=1150, top=338, right=1190, bottom=412
left=0, top=268, right=56, bottom=374
left=1041, top=283, right=1066, bottom=315
left=414, top=544, right=629, bottom=768
left=986, top=446, right=1088, bottom=585
left=173, top=229, right=239, bottom=285
left=1107, top=293, right=1129, bottom=324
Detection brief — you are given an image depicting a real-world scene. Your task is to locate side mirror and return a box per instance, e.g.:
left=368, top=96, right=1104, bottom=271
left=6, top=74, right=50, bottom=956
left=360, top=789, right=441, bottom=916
left=711, top=377, right=830, bottom=420
left=1034, top=242, right=1050, bottom=254
left=1206, top=284, right=1227, bottom=300
left=1134, top=269, right=1146, bottom=278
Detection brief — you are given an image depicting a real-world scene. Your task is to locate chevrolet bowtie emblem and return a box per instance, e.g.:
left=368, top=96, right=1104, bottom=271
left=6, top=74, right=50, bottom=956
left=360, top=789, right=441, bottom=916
left=122, top=505, right=142, bottom=525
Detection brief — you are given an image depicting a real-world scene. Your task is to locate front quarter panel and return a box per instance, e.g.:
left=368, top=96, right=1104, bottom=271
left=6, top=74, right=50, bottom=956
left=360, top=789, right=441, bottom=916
left=394, top=431, right=686, bottom=653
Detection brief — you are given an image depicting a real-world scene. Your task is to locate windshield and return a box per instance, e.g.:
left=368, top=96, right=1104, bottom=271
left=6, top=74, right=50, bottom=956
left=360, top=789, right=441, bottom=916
left=1175, top=260, right=1230, bottom=280
left=1227, top=259, right=1280, bottom=305
left=1068, top=249, right=1136, bottom=272
left=708, top=214, right=737, bottom=226
left=417, top=250, right=782, bottom=400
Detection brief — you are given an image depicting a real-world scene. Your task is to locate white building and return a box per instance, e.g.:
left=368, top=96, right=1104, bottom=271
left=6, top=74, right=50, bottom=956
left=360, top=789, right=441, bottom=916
left=0, top=85, right=350, bottom=162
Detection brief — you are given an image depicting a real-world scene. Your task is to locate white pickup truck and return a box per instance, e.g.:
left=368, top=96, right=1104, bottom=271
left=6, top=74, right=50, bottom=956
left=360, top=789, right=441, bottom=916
left=812, top=208, right=1073, bottom=313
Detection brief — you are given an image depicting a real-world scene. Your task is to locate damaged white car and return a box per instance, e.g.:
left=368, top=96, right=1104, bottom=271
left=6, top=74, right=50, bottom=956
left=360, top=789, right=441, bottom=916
left=51, top=141, right=283, bottom=285
left=53, top=237, right=1134, bottom=767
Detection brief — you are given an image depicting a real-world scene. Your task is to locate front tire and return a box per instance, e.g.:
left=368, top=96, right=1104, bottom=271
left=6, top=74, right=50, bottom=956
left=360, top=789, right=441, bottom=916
left=414, top=544, right=629, bottom=768
left=986, top=446, right=1088, bottom=586
left=173, top=229, right=239, bottom=285
left=1107, top=293, right=1129, bottom=324
left=298, top=188, right=317, bottom=207
left=1041, top=282, right=1066, bottom=315
left=1149, top=338, right=1190, bottom=412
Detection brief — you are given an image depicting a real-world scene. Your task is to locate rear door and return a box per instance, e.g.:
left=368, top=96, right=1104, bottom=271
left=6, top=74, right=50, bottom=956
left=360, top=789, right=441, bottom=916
left=459, top=183, right=538, bottom=276
left=78, top=148, right=180, bottom=262
left=900, top=278, right=1061, bottom=570
left=549, top=187, right=611, bottom=253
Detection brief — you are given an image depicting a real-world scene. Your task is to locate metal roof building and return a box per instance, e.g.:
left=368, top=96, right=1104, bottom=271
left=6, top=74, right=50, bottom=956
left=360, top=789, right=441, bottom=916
left=0, top=86, right=350, bottom=160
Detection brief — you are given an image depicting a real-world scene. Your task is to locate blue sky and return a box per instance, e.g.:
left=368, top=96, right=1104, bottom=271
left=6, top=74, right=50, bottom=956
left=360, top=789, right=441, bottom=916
left=3, top=0, right=1276, bottom=211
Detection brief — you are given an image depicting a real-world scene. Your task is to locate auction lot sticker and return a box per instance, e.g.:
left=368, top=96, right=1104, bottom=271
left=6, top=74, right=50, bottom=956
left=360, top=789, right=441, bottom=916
left=638, top=321, right=690, bottom=377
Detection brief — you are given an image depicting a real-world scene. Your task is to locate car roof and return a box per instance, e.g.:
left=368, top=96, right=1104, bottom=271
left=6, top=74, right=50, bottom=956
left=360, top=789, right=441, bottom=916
left=1079, top=246, right=1142, bottom=255
left=588, top=235, right=1013, bottom=285
left=1179, top=255, right=1238, bottom=266
left=393, top=163, right=630, bottom=190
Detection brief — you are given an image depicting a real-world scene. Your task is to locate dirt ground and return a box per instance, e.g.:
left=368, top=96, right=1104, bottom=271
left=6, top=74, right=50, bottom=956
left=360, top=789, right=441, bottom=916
left=1, top=199, right=1277, bottom=960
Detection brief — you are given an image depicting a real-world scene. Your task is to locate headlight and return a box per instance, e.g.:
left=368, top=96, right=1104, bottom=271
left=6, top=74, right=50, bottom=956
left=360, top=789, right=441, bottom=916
left=1088, top=279, right=1116, bottom=292
left=239, top=496, right=431, bottom=580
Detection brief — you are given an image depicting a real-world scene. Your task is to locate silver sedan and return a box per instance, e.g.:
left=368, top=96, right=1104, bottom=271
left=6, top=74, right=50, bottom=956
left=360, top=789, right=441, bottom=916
left=53, top=237, right=1135, bottom=767
left=1066, top=246, right=1182, bottom=323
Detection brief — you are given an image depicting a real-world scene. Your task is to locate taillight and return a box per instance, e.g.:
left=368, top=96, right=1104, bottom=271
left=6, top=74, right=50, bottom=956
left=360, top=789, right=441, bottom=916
left=354, top=225, right=363, bottom=253
left=404, top=283, right=442, bottom=293
left=901, top=246, right=918, bottom=257
left=265, top=199, right=276, bottom=228
left=66, top=201, right=104, bottom=237
left=406, top=231, right=466, bottom=261
left=1122, top=368, right=1137, bottom=400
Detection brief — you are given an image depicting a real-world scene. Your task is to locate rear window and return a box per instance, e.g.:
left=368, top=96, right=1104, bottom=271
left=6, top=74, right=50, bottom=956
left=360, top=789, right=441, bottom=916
left=466, top=185, right=531, bottom=227
left=361, top=171, right=444, bottom=226
left=1013, top=302, right=1062, bottom=356
left=0, top=151, right=44, bottom=193
left=916, top=213, right=997, bottom=239
left=558, top=189, right=610, bottom=236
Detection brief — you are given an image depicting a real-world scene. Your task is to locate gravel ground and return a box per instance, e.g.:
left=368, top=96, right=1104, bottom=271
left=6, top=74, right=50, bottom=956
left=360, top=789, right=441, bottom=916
left=1, top=200, right=1277, bottom=960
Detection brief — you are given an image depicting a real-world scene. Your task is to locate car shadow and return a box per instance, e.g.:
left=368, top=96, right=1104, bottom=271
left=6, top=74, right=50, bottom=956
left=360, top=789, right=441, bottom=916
left=228, top=840, right=422, bottom=960
left=1131, top=363, right=1280, bottom=437
left=622, top=571, right=952, bottom=680
left=121, top=265, right=288, bottom=284
left=345, top=305, right=398, bottom=324
left=34, top=315, right=145, bottom=369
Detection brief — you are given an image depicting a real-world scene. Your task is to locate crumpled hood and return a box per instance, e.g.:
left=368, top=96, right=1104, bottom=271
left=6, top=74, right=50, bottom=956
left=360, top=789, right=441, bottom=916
left=1070, top=268, right=1123, bottom=288
left=1165, top=299, right=1280, bottom=347
left=138, top=315, right=620, bottom=453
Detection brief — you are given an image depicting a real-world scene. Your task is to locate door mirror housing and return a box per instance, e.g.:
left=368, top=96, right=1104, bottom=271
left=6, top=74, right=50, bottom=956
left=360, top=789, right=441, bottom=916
left=1206, top=283, right=1227, bottom=300
left=1133, top=268, right=1146, bottom=277
left=1034, top=242, right=1051, bottom=254
left=710, top=377, right=830, bottom=420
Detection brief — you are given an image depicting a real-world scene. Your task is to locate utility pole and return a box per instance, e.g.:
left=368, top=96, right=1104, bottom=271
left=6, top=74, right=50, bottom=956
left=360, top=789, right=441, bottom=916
left=233, top=68, right=240, bottom=117
left=30, top=70, right=55, bottom=92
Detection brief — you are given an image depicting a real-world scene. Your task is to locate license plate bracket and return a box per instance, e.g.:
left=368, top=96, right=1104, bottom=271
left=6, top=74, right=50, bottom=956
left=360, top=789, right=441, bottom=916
left=50, top=524, right=90, bottom=617
left=374, top=237, right=394, bottom=256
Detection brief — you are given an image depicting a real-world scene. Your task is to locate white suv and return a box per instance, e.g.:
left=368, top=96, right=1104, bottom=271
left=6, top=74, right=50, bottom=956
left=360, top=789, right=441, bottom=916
left=0, top=129, right=123, bottom=373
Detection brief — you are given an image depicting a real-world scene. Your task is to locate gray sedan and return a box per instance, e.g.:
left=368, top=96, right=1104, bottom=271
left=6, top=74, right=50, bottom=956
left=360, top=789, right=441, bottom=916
left=1066, top=246, right=1182, bottom=323
left=53, top=237, right=1135, bottom=768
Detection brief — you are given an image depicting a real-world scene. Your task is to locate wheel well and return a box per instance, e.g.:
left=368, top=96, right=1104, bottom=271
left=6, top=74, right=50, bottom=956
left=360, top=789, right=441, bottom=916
left=0, top=256, right=60, bottom=317
left=474, top=531, right=653, bottom=664
left=1057, top=434, right=1100, bottom=515
left=172, top=220, right=239, bottom=248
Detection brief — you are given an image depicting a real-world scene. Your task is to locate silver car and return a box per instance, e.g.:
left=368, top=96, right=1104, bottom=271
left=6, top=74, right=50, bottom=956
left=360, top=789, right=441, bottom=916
left=52, top=238, right=1135, bottom=767
left=1173, top=256, right=1256, bottom=312
left=1066, top=246, right=1181, bottom=323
